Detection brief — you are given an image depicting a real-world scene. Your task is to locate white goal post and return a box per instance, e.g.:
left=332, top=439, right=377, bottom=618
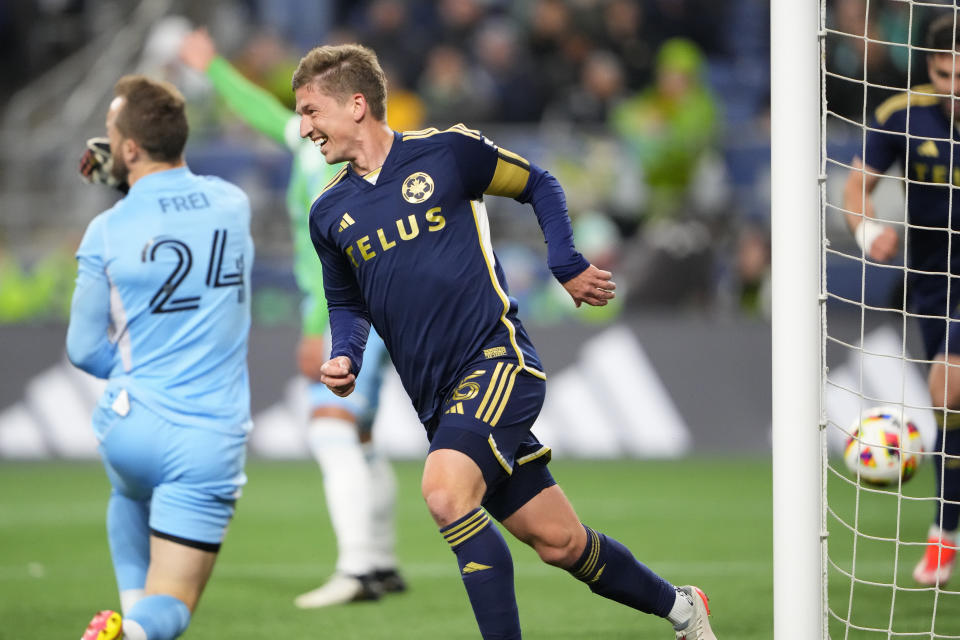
left=771, top=0, right=824, bottom=637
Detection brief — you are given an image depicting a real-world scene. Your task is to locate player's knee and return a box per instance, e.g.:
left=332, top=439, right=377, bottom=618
left=529, top=525, right=581, bottom=568
left=421, top=483, right=478, bottom=527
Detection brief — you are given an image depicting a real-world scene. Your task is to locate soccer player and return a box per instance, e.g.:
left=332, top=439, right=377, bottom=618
left=178, top=28, right=405, bottom=607
left=295, top=44, right=717, bottom=639
left=70, top=75, right=254, bottom=640
left=842, top=14, right=960, bottom=586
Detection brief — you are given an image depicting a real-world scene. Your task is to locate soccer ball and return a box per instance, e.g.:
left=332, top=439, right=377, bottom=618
left=843, top=406, right=923, bottom=486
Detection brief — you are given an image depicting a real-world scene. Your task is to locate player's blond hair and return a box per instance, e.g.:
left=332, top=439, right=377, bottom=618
left=113, top=74, right=187, bottom=162
left=292, top=44, right=387, bottom=122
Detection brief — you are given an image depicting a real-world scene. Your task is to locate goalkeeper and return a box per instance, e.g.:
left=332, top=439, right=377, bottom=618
left=178, top=28, right=405, bottom=607
left=842, top=13, right=960, bottom=587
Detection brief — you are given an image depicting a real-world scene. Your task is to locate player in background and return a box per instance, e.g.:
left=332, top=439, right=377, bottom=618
left=177, top=28, right=406, bottom=607
left=297, top=44, right=717, bottom=640
left=71, top=75, right=254, bottom=640
left=843, top=14, right=960, bottom=586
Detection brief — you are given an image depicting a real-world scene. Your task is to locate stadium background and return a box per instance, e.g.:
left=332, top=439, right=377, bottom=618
left=0, top=0, right=780, bottom=461
left=0, top=1, right=942, bottom=637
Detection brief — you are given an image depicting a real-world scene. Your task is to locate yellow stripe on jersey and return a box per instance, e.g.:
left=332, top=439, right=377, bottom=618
left=489, top=364, right=521, bottom=426
left=874, top=84, right=939, bottom=125
left=469, top=200, right=546, bottom=379
left=449, top=122, right=483, bottom=139
left=401, top=127, right=441, bottom=141
left=401, top=123, right=482, bottom=142
left=313, top=165, right=349, bottom=204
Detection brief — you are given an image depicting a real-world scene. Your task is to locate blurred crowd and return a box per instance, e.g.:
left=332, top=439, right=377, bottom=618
left=1, top=0, right=775, bottom=324
left=825, top=0, right=942, bottom=123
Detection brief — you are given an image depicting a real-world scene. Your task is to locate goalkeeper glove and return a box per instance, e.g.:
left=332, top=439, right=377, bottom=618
left=79, top=137, right=129, bottom=194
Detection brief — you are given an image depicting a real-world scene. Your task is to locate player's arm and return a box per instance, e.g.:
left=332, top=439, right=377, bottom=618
left=66, top=219, right=116, bottom=378
left=448, top=127, right=615, bottom=307
left=843, top=104, right=906, bottom=262
left=309, top=204, right=370, bottom=387
left=179, top=28, right=293, bottom=147
left=842, top=158, right=898, bottom=262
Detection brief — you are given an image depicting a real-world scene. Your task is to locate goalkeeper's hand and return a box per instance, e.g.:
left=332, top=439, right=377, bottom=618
left=79, top=137, right=129, bottom=194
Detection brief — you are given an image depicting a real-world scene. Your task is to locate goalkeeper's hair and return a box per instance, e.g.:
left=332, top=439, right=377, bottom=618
left=926, top=13, right=960, bottom=53
left=113, top=75, right=188, bottom=162
left=291, top=44, right=387, bottom=122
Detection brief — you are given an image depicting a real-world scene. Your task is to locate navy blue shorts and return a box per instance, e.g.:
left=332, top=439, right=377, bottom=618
left=426, top=361, right=555, bottom=521
left=910, top=279, right=960, bottom=360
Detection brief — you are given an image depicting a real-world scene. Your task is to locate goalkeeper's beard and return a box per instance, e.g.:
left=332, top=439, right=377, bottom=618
left=110, top=153, right=129, bottom=187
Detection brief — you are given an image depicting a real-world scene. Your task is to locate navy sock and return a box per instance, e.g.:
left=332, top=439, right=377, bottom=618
left=934, top=426, right=960, bottom=531
left=568, top=524, right=676, bottom=617
left=440, top=508, right=520, bottom=640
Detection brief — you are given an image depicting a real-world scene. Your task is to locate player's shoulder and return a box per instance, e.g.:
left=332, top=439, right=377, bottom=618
left=874, top=84, right=940, bottom=126
left=310, top=164, right=352, bottom=215
left=401, top=123, right=489, bottom=147
left=192, top=172, right=249, bottom=203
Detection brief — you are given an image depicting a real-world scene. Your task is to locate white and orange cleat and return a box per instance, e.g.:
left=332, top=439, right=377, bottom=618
left=81, top=610, right=122, bottom=640
left=913, top=526, right=958, bottom=587
left=674, top=586, right=716, bottom=640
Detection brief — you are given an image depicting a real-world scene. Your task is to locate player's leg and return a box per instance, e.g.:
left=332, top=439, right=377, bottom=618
left=915, top=307, right=960, bottom=585
left=298, top=331, right=400, bottom=607
left=85, top=396, right=247, bottom=639
left=421, top=363, right=555, bottom=639
left=360, top=334, right=405, bottom=591
left=917, top=348, right=960, bottom=585
left=421, top=447, right=521, bottom=639
left=496, top=474, right=714, bottom=638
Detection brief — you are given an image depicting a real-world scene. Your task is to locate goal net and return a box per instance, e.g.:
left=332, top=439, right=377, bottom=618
left=823, top=0, right=960, bottom=636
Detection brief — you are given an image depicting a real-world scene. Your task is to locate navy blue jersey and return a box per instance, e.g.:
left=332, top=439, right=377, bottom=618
left=863, top=84, right=960, bottom=288
left=310, top=125, right=588, bottom=423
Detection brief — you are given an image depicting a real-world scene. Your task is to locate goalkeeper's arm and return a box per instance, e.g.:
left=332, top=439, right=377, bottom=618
left=179, top=28, right=294, bottom=148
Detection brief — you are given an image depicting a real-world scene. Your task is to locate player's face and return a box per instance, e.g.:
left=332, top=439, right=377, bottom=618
left=105, top=96, right=130, bottom=184
left=928, top=53, right=960, bottom=117
left=295, top=83, right=357, bottom=165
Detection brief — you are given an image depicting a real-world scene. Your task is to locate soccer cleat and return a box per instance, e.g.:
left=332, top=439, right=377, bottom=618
left=293, top=573, right=383, bottom=609
left=913, top=533, right=958, bottom=586
left=674, top=586, right=716, bottom=640
left=373, top=568, right=408, bottom=594
left=81, top=610, right=122, bottom=640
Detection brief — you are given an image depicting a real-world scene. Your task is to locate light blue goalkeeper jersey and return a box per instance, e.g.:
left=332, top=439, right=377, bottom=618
left=67, top=166, right=254, bottom=433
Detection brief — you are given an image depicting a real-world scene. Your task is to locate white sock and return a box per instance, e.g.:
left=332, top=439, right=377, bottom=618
left=307, top=417, right=375, bottom=576
left=363, top=442, right=398, bottom=570
left=121, top=619, right=147, bottom=640
left=120, top=588, right=145, bottom=616
left=667, top=587, right=695, bottom=629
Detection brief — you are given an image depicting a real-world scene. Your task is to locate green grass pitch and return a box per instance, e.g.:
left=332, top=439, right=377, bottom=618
left=5, top=455, right=952, bottom=638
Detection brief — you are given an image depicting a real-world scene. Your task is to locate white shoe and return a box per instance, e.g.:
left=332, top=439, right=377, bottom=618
left=674, top=586, right=716, bottom=640
left=294, top=573, right=382, bottom=609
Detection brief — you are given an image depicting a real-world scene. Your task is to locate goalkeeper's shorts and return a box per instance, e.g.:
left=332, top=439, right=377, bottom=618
left=93, top=391, right=247, bottom=551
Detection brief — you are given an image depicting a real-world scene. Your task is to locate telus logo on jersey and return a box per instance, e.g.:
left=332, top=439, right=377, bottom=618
left=343, top=206, right=446, bottom=267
